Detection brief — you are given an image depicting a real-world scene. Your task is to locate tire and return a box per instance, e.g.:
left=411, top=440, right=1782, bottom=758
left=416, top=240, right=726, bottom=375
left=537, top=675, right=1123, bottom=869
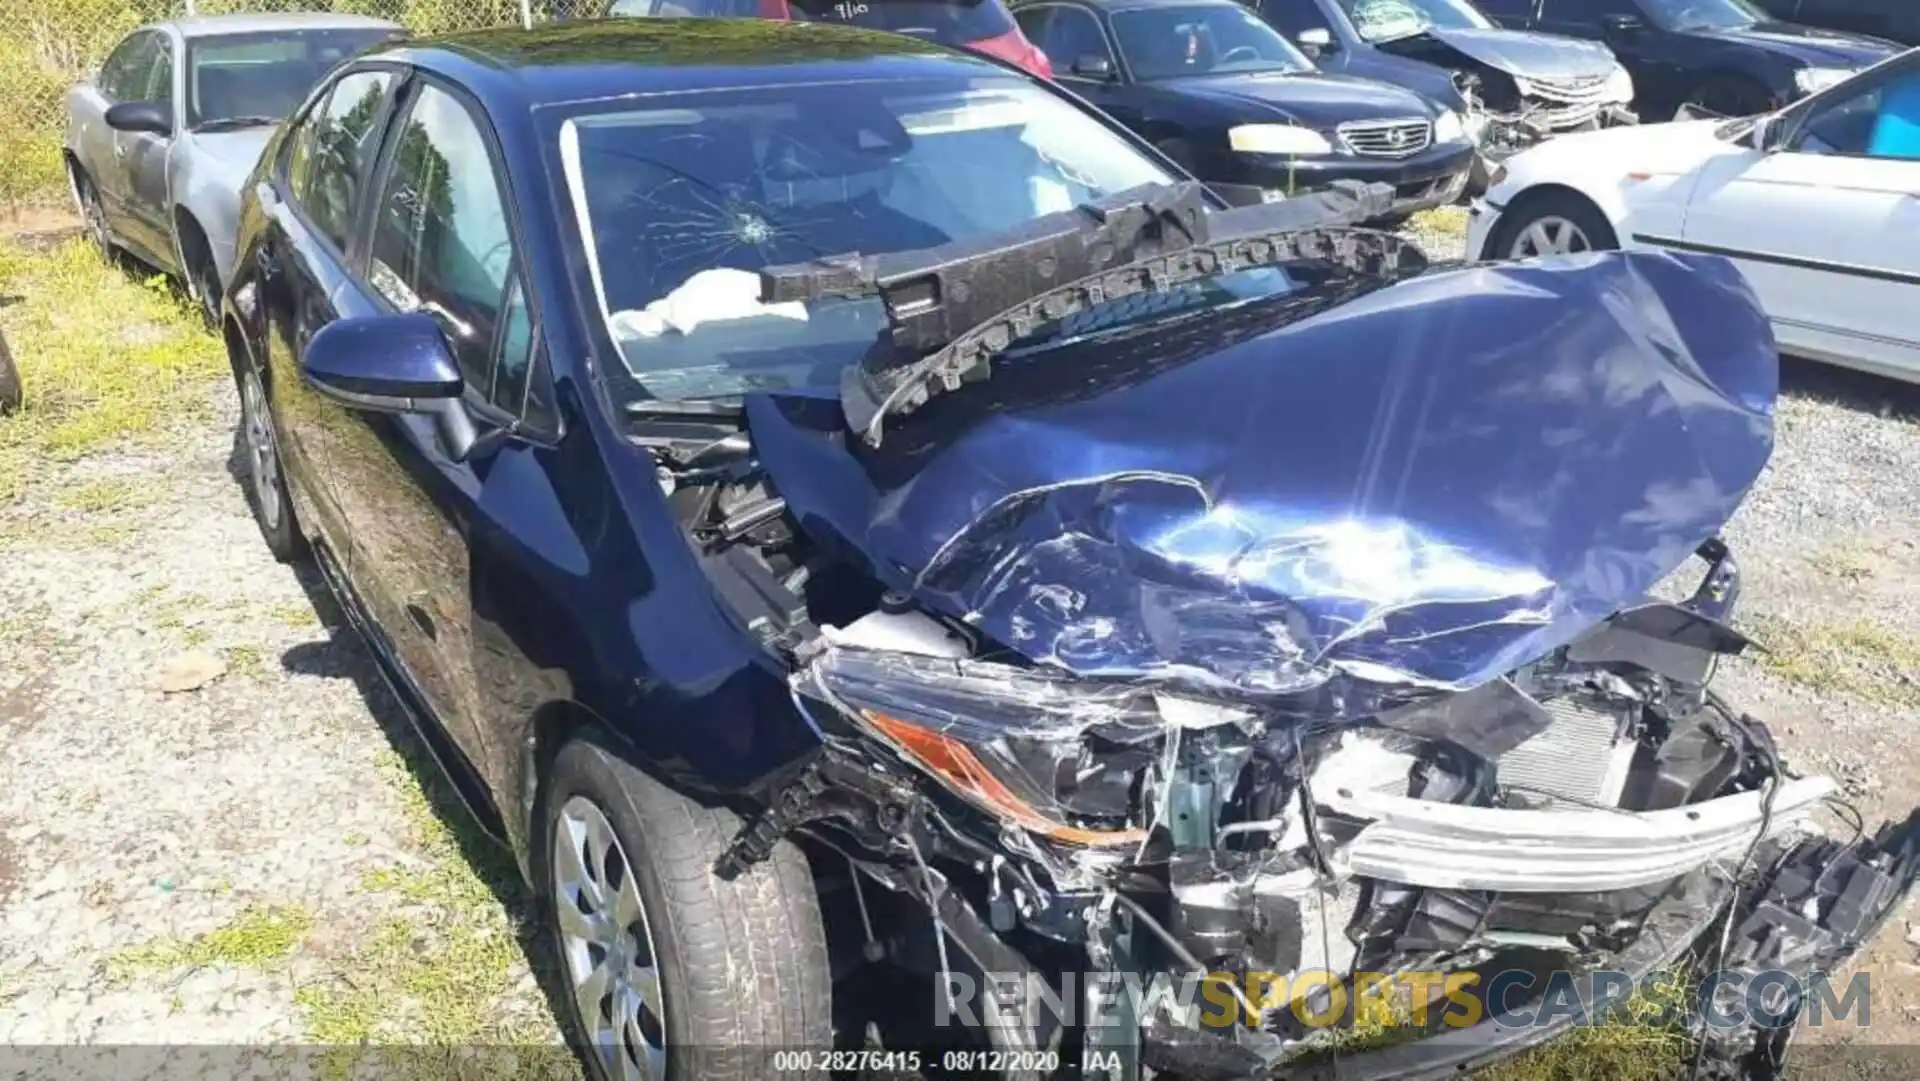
left=0, top=329, right=20, bottom=416
left=74, top=171, right=112, bottom=261
left=539, top=733, right=831, bottom=1081
left=184, top=226, right=222, bottom=329
left=1674, top=76, right=1774, bottom=122
left=1484, top=189, right=1619, bottom=262
left=236, top=359, right=306, bottom=563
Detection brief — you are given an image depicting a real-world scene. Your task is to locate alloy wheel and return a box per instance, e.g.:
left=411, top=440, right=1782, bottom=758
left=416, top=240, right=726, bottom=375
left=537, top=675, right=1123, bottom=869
left=240, top=368, right=283, bottom=533
left=1508, top=215, right=1592, bottom=258
left=553, top=795, right=666, bottom=1081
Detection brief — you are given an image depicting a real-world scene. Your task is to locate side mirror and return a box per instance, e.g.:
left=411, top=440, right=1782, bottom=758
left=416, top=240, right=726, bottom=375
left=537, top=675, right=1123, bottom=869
left=1298, top=27, right=1334, bottom=57
left=301, top=312, right=483, bottom=460
left=104, top=100, right=173, bottom=137
left=1070, top=55, right=1115, bottom=80
left=1751, top=114, right=1788, bottom=153
left=1600, top=13, right=1643, bottom=36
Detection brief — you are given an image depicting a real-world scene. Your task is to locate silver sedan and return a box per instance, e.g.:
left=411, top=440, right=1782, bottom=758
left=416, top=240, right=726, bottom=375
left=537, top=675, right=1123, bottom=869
left=63, top=12, right=403, bottom=324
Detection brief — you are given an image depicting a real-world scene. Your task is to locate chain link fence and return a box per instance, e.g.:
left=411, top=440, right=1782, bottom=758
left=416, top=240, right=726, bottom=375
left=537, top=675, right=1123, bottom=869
left=0, top=1, right=617, bottom=206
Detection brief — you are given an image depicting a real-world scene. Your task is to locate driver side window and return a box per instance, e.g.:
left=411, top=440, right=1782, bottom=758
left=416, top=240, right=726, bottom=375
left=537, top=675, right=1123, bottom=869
left=99, top=32, right=161, bottom=104
left=1790, top=66, right=1920, bottom=161
left=1039, top=7, right=1113, bottom=77
left=367, top=82, right=520, bottom=401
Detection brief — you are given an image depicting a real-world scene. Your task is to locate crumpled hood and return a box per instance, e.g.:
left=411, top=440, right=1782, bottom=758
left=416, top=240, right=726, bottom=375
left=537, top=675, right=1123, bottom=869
left=745, top=251, right=1777, bottom=696
left=1422, top=26, right=1619, bottom=82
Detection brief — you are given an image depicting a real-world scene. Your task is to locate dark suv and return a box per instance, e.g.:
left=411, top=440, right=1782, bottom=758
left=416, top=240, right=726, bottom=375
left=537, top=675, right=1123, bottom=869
left=610, top=0, right=1055, bottom=75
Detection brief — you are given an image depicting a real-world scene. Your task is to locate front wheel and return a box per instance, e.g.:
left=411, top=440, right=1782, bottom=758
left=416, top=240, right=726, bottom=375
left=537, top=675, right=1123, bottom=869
left=1486, top=190, right=1619, bottom=261
left=540, top=734, right=832, bottom=1081
left=75, top=173, right=112, bottom=261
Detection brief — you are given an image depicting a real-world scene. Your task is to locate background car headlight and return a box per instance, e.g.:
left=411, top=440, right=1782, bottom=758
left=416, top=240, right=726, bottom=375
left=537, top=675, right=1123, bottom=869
left=1795, top=66, right=1852, bottom=95
left=1228, top=124, right=1333, bottom=155
left=806, top=647, right=1240, bottom=847
left=1603, top=65, right=1634, bottom=103
left=1433, top=110, right=1466, bottom=144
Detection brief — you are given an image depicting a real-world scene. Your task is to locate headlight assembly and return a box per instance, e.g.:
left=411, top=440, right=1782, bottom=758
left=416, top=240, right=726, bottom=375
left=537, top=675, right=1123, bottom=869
left=1432, top=110, right=1466, bottom=145
left=1228, top=123, right=1333, bottom=156
left=805, top=647, right=1251, bottom=848
left=1794, top=66, right=1852, bottom=95
left=1603, top=65, right=1635, bottom=104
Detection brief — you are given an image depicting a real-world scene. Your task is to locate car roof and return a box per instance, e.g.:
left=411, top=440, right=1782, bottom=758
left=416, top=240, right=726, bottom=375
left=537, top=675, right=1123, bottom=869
left=372, top=17, right=1018, bottom=111
left=164, top=13, right=402, bottom=40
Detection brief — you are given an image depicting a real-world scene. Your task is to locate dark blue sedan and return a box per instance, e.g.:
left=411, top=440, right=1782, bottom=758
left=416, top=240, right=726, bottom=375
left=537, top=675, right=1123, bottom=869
left=219, top=16, right=1916, bottom=1081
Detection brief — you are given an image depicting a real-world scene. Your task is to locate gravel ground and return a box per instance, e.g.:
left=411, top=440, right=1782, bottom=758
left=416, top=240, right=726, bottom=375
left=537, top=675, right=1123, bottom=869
left=1, top=218, right=1917, bottom=1069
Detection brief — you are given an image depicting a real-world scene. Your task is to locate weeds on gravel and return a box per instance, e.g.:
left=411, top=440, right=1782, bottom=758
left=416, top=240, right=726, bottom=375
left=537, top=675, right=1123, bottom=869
left=107, top=904, right=316, bottom=981
left=1407, top=206, right=1468, bottom=237
left=293, top=745, right=563, bottom=1067
left=1747, top=614, right=1920, bottom=707
left=0, top=238, right=223, bottom=503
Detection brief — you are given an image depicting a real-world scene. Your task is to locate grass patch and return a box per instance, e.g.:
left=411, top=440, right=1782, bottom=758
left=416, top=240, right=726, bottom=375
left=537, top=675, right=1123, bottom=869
left=1407, top=205, right=1469, bottom=238
left=292, top=744, right=560, bottom=1064
left=54, top=475, right=155, bottom=514
left=109, top=904, right=315, bottom=980
left=223, top=644, right=270, bottom=681
left=1746, top=614, right=1920, bottom=707
left=268, top=602, right=321, bottom=630
left=0, top=238, right=223, bottom=503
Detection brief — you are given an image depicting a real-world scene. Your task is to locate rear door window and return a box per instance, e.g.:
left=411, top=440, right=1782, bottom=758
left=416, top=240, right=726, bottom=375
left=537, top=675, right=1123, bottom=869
left=298, top=70, right=397, bottom=252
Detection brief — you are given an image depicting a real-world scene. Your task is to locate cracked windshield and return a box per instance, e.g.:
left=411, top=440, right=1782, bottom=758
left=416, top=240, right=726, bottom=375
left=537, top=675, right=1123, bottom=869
left=557, top=80, right=1293, bottom=400
left=1339, top=0, right=1493, bottom=40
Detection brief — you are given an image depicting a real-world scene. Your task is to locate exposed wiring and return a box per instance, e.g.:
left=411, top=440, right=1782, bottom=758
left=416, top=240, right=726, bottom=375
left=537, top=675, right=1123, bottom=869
left=1686, top=711, right=1782, bottom=1081
left=904, top=833, right=961, bottom=1020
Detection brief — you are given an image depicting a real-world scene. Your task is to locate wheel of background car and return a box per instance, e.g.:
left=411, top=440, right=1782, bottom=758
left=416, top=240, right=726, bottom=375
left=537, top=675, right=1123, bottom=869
left=236, top=362, right=306, bottom=564
left=0, top=329, right=20, bottom=416
left=1675, top=75, right=1775, bottom=122
left=1488, top=190, right=1619, bottom=261
left=190, top=241, right=222, bottom=330
left=539, top=732, right=831, bottom=1081
left=76, top=175, right=112, bottom=261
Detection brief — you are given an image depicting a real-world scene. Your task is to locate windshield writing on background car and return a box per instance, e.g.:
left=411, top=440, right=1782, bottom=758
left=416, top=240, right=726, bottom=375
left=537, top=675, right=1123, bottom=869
left=1641, top=0, right=1765, bottom=32
left=1111, top=5, right=1313, bottom=79
left=1373, top=0, right=1494, bottom=31
left=784, top=0, right=1019, bottom=40
left=556, top=80, right=1292, bottom=401
left=186, top=28, right=397, bottom=128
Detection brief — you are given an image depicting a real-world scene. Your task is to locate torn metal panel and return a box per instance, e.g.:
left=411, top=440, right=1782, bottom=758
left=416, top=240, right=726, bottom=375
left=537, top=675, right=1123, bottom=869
left=747, top=250, right=1778, bottom=698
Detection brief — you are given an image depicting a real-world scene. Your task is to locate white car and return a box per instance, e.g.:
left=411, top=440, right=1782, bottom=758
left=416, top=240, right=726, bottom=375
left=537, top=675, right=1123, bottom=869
left=1466, top=47, right=1920, bottom=383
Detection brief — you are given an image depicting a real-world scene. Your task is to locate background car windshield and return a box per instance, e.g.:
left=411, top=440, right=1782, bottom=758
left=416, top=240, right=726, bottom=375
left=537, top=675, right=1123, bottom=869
left=1641, top=0, right=1765, bottom=32
left=187, top=29, right=397, bottom=127
left=1111, top=5, right=1313, bottom=80
left=1355, top=0, right=1494, bottom=32
left=1339, top=0, right=1436, bottom=40
left=784, top=0, right=1018, bottom=40
left=559, top=80, right=1289, bottom=400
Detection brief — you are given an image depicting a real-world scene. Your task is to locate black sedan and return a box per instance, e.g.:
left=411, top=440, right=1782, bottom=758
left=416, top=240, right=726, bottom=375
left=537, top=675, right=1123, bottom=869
left=1477, top=0, right=1901, bottom=118
left=1012, top=0, right=1477, bottom=212
left=1752, top=0, right=1920, bottom=46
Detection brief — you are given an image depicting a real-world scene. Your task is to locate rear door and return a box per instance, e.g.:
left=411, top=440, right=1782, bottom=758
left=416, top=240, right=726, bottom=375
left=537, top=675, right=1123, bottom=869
left=1679, top=56, right=1920, bottom=378
left=256, top=66, right=404, bottom=560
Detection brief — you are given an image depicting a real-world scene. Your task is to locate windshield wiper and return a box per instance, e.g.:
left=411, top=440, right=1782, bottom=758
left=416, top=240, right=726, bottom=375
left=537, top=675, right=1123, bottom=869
left=760, top=180, right=1423, bottom=447
left=195, top=115, right=282, bottom=132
